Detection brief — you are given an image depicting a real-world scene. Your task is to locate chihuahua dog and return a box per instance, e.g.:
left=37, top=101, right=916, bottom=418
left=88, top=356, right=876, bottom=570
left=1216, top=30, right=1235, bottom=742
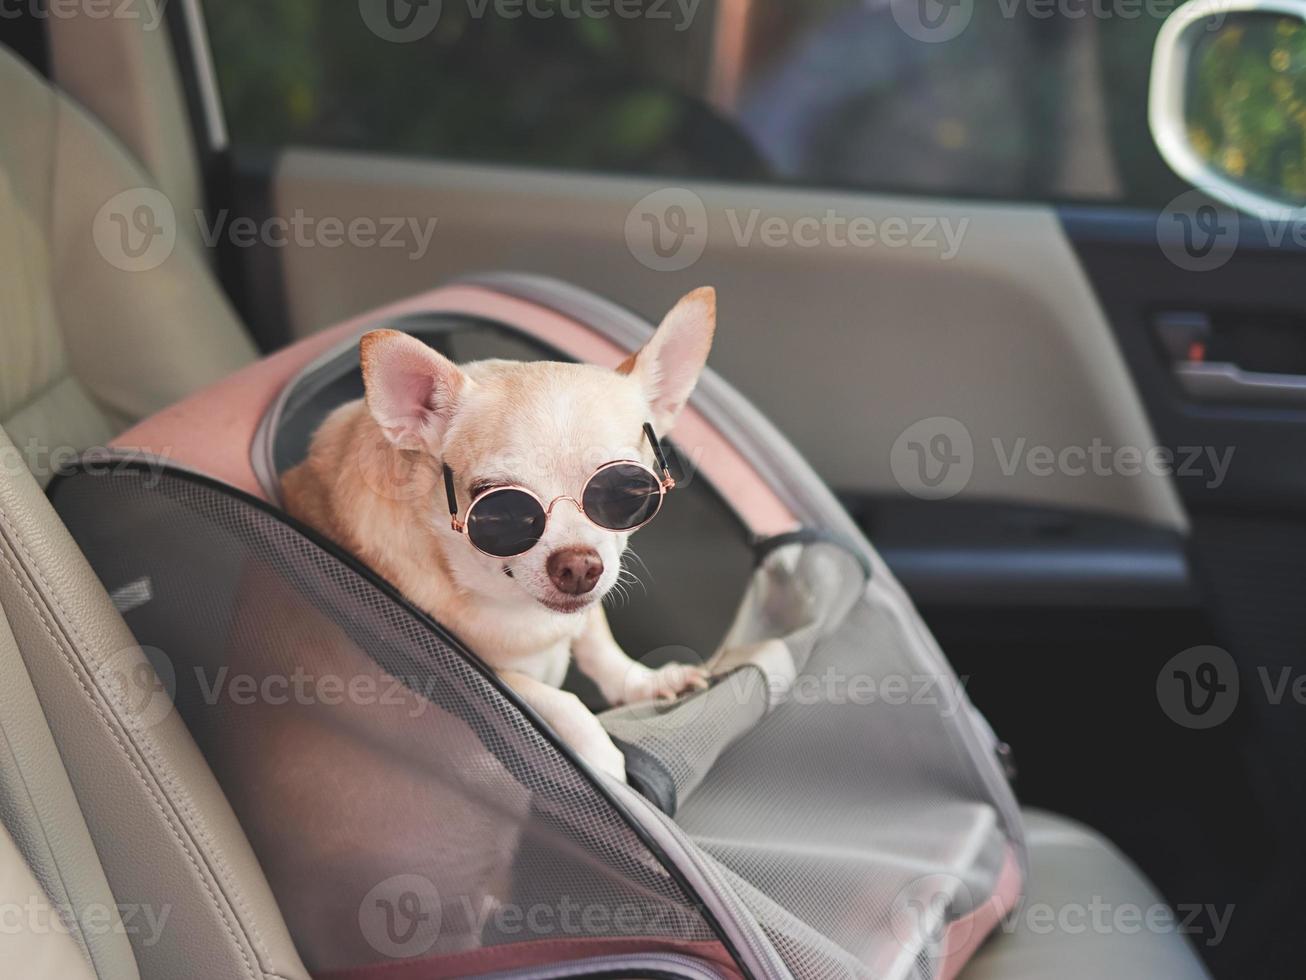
left=282, top=288, right=718, bottom=781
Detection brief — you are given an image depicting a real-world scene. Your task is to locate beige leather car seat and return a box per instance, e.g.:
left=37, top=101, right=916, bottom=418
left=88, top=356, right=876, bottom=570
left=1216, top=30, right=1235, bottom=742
left=0, top=42, right=307, bottom=980
left=0, top=35, right=1211, bottom=980
left=0, top=821, right=98, bottom=979
left=0, top=43, right=254, bottom=486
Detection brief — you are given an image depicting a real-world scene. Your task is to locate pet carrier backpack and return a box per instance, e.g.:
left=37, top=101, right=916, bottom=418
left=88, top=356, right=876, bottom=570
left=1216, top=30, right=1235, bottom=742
left=49, top=275, right=1024, bottom=980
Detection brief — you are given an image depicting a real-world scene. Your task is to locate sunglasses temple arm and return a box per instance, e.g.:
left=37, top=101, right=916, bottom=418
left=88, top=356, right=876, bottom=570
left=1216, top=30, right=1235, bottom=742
left=643, top=423, right=676, bottom=490
left=443, top=464, right=465, bottom=532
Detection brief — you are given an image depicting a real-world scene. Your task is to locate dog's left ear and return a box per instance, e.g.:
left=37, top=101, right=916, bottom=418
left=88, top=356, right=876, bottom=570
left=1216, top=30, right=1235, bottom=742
left=620, top=287, right=716, bottom=432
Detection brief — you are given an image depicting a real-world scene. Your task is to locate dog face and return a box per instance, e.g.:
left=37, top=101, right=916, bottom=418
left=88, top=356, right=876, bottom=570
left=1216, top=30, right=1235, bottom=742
left=358, top=288, right=716, bottom=617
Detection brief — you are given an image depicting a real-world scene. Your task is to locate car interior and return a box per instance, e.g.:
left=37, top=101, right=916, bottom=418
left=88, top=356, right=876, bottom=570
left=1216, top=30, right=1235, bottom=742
left=0, top=1, right=1303, bottom=978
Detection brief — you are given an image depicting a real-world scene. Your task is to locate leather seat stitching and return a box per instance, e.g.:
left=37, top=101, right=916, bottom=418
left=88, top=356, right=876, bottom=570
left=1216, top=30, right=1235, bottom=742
left=0, top=501, right=285, bottom=973
left=0, top=513, right=264, bottom=980
left=0, top=700, right=97, bottom=969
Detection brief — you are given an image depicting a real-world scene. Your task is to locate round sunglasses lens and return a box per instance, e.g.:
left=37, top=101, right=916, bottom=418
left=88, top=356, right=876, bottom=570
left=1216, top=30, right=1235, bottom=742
left=466, top=489, right=547, bottom=557
left=583, top=463, right=664, bottom=531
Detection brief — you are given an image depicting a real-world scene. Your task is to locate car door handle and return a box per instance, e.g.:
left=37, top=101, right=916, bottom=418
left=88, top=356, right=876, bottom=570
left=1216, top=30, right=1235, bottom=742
left=1174, top=361, right=1306, bottom=406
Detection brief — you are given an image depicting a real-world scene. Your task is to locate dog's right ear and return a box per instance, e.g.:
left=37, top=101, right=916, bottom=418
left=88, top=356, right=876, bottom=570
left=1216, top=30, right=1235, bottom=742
left=360, top=329, right=470, bottom=452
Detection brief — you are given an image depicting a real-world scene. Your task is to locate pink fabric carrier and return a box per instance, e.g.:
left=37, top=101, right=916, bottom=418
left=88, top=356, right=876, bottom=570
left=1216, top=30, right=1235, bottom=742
left=48, top=275, right=1024, bottom=980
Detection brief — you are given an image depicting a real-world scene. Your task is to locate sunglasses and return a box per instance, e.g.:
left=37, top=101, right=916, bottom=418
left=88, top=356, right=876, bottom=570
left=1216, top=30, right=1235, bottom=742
left=444, top=423, right=677, bottom=558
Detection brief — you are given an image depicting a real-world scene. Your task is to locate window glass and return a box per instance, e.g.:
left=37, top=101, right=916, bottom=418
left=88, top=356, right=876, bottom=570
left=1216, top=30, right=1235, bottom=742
left=1187, top=13, right=1306, bottom=205
left=202, top=0, right=1194, bottom=207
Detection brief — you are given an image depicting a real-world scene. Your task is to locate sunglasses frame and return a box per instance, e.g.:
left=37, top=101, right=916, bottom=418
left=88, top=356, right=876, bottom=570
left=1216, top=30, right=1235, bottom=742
left=444, top=423, right=677, bottom=559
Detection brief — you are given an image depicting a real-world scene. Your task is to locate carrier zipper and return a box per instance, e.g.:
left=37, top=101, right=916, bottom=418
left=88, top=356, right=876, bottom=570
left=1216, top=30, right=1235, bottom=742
left=995, top=739, right=1018, bottom=781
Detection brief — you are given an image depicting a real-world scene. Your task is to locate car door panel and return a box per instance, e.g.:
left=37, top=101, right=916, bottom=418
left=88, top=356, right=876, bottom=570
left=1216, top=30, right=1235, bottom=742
left=262, top=148, right=1187, bottom=534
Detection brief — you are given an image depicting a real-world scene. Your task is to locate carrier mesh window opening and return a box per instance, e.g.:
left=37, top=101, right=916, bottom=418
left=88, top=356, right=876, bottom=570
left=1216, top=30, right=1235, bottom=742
left=51, top=304, right=1023, bottom=980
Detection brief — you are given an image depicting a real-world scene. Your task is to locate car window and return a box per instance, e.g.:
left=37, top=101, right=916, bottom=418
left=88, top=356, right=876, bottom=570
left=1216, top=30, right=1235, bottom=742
left=202, top=0, right=1194, bottom=207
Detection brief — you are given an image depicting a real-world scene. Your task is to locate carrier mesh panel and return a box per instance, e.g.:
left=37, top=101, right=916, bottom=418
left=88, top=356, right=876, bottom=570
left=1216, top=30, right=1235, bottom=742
left=678, top=584, right=1013, bottom=980
left=54, top=465, right=1021, bottom=980
left=603, top=541, right=1017, bottom=980
left=51, top=467, right=717, bottom=975
left=601, top=541, right=867, bottom=809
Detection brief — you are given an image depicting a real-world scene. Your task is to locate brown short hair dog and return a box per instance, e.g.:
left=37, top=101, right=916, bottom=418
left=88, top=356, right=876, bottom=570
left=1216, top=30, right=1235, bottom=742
left=283, top=288, right=718, bottom=779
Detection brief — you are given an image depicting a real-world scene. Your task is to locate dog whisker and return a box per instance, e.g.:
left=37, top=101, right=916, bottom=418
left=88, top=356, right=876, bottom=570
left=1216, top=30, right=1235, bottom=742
left=618, top=553, right=649, bottom=597
left=624, top=549, right=654, bottom=587
left=604, top=579, right=632, bottom=609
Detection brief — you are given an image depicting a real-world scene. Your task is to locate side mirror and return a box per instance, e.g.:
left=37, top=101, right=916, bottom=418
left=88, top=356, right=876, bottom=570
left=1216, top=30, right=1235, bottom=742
left=1151, top=0, right=1306, bottom=217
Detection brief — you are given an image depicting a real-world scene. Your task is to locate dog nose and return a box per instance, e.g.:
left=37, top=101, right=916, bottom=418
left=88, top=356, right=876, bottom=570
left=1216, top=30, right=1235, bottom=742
left=547, top=548, right=603, bottom=595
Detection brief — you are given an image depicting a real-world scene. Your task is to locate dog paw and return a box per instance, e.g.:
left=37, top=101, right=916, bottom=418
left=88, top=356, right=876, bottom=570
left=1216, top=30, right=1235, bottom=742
left=550, top=693, right=629, bottom=783
left=577, top=732, right=629, bottom=784
left=618, top=662, right=711, bottom=705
